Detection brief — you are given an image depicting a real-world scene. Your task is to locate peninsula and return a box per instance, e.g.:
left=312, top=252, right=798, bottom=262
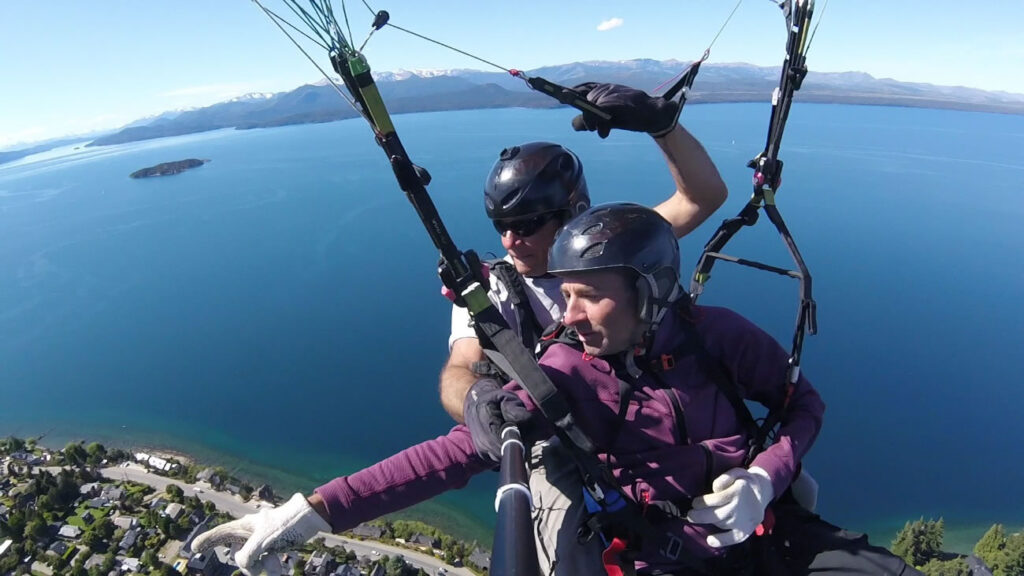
left=129, top=158, right=208, bottom=179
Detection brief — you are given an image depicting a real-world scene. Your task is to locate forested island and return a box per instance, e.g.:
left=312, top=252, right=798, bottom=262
left=129, top=159, right=208, bottom=179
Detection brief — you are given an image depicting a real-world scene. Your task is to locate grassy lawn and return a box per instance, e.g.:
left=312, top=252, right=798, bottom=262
left=66, top=507, right=87, bottom=528
left=65, top=504, right=112, bottom=528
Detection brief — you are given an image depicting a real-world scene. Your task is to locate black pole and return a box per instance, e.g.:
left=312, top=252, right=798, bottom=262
left=491, top=425, right=539, bottom=576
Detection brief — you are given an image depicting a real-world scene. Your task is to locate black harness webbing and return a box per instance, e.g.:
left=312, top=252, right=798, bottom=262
left=487, top=259, right=545, bottom=351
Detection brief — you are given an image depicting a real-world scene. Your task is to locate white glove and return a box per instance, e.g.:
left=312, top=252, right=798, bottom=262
left=191, top=493, right=332, bottom=576
left=791, top=467, right=819, bottom=512
left=686, top=466, right=774, bottom=548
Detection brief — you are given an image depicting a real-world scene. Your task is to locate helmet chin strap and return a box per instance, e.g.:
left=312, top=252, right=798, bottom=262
left=624, top=281, right=683, bottom=378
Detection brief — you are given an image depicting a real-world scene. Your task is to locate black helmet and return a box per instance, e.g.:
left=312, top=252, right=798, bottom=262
left=484, top=142, right=590, bottom=221
left=548, top=202, right=682, bottom=326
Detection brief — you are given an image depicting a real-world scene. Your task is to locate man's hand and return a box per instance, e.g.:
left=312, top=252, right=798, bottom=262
left=191, top=493, right=332, bottom=575
left=686, top=466, right=774, bottom=548
left=571, top=82, right=680, bottom=139
left=463, top=378, right=531, bottom=463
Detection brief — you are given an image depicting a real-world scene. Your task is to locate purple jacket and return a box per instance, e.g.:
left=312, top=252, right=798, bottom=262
left=316, top=305, right=824, bottom=568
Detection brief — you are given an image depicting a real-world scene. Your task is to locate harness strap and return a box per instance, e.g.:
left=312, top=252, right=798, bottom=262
left=488, top=259, right=545, bottom=350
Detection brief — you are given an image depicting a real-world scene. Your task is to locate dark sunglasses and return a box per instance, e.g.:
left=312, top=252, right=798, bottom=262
left=492, top=212, right=559, bottom=237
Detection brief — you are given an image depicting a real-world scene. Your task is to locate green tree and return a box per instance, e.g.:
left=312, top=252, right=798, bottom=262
left=166, top=483, right=184, bottom=502
left=386, top=555, right=407, bottom=576
left=141, top=549, right=159, bottom=568
left=5, top=511, right=26, bottom=542
left=55, top=470, right=82, bottom=507
left=157, top=514, right=173, bottom=537
left=82, top=529, right=104, bottom=552
left=975, top=524, right=1007, bottom=573
left=0, top=542, right=25, bottom=573
left=35, top=493, right=55, bottom=513
left=84, top=442, right=106, bottom=467
left=141, top=508, right=160, bottom=529
left=1, top=436, right=25, bottom=455
left=107, top=447, right=130, bottom=463
left=70, top=554, right=88, bottom=576
left=26, top=515, right=47, bottom=541
left=101, top=552, right=117, bottom=574
left=63, top=441, right=87, bottom=467
left=921, top=558, right=970, bottom=576
left=892, top=517, right=945, bottom=567
left=93, top=517, right=114, bottom=540
left=998, top=531, right=1024, bottom=576
left=122, top=491, right=145, bottom=511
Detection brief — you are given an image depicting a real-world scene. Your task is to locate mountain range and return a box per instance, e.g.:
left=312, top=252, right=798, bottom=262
left=4, top=60, right=1024, bottom=163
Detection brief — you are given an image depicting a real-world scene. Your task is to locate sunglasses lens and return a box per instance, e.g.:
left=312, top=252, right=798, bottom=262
left=493, top=214, right=550, bottom=237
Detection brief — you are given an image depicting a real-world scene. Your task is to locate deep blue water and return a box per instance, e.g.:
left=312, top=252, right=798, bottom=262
left=1, top=104, right=1022, bottom=549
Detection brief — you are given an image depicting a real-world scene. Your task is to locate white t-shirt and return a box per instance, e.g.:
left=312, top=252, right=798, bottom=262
left=448, top=255, right=565, bottom=349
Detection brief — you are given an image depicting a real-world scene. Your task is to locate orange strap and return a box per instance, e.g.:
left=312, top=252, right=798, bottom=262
left=601, top=536, right=630, bottom=576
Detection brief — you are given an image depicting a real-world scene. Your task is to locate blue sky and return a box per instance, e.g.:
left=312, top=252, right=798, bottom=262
left=1, top=1, right=1022, bottom=148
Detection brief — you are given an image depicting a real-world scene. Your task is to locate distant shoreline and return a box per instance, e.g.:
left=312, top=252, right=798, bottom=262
left=5, top=97, right=1022, bottom=166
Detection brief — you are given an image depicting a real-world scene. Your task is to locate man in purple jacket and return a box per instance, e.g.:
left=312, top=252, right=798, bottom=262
left=193, top=204, right=920, bottom=575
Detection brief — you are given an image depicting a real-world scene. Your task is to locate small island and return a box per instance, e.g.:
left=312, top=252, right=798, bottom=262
left=129, top=158, right=208, bottom=179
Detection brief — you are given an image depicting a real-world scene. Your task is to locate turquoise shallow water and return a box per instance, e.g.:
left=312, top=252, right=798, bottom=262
left=1, top=104, right=1022, bottom=550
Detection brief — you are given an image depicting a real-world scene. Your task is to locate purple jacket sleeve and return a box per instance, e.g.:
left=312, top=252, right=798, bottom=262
left=698, top=306, right=825, bottom=498
left=314, top=425, right=492, bottom=532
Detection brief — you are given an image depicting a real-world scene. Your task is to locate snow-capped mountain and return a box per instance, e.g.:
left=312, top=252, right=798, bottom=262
left=51, top=58, right=1024, bottom=150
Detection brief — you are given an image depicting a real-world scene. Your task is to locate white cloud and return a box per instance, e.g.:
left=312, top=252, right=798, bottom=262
left=597, top=18, right=624, bottom=31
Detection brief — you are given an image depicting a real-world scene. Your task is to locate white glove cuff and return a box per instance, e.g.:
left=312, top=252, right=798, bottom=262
left=747, top=466, right=775, bottom=505
left=281, top=493, right=332, bottom=536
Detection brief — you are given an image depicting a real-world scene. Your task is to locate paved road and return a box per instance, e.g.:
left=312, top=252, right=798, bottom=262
left=98, top=465, right=475, bottom=576
left=965, top=555, right=994, bottom=576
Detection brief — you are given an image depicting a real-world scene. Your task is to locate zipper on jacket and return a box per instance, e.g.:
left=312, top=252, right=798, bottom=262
left=700, top=443, right=714, bottom=490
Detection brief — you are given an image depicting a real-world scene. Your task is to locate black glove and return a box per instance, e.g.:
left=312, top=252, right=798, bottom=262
left=463, top=378, right=531, bottom=463
left=571, top=82, right=680, bottom=139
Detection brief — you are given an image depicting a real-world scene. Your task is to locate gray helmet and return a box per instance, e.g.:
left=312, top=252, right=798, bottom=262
left=484, top=142, right=590, bottom=221
left=548, top=202, right=682, bottom=326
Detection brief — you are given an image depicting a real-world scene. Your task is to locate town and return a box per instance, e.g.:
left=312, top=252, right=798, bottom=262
left=0, top=437, right=490, bottom=576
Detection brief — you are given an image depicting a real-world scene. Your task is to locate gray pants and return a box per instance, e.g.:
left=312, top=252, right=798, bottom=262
left=529, top=437, right=607, bottom=576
